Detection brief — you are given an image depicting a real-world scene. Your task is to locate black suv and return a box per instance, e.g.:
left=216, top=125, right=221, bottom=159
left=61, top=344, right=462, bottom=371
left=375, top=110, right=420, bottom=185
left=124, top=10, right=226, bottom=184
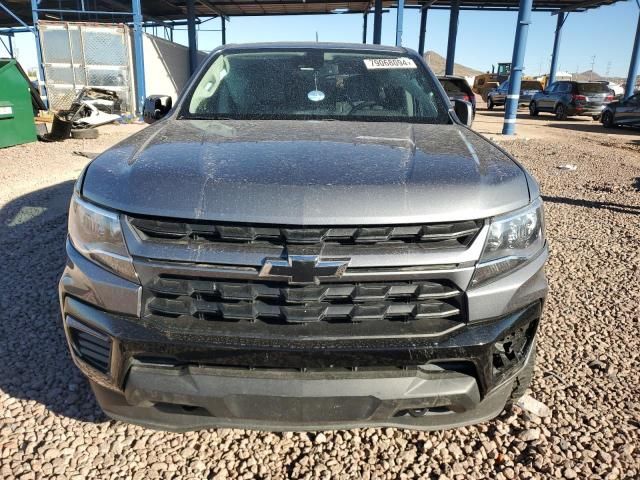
left=529, top=81, right=613, bottom=120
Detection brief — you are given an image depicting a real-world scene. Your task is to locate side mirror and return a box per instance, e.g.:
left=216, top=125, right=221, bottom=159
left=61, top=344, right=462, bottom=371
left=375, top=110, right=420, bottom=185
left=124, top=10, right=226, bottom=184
left=453, top=99, right=473, bottom=127
left=143, top=95, right=172, bottom=124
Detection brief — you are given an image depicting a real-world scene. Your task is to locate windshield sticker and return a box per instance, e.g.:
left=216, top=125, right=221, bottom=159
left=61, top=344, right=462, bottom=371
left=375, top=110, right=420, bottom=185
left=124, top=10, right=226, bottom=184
left=307, top=90, right=326, bottom=102
left=364, top=58, right=416, bottom=69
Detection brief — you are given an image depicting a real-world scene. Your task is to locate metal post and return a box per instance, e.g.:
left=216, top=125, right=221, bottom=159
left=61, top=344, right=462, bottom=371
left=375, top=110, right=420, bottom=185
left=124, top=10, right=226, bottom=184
left=625, top=9, right=640, bottom=99
left=373, top=0, right=382, bottom=44
left=362, top=12, right=368, bottom=44
left=8, top=34, right=13, bottom=57
left=418, top=7, right=428, bottom=56
left=445, top=0, right=460, bottom=75
left=502, top=0, right=533, bottom=135
left=30, top=0, right=48, bottom=109
left=187, top=0, right=198, bottom=74
left=549, top=12, right=565, bottom=86
left=221, top=16, right=226, bottom=45
left=132, top=0, right=146, bottom=114
left=395, top=0, right=405, bottom=46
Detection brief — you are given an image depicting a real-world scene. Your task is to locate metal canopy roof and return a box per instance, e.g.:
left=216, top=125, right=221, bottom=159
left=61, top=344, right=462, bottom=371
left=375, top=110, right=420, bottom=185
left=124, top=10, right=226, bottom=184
left=0, top=0, right=623, bottom=28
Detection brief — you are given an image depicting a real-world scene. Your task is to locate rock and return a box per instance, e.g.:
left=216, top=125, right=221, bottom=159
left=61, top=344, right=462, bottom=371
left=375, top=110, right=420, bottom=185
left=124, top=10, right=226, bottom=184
left=516, top=395, right=552, bottom=418
left=518, top=429, right=541, bottom=442
left=564, top=468, right=577, bottom=479
left=587, top=359, right=607, bottom=371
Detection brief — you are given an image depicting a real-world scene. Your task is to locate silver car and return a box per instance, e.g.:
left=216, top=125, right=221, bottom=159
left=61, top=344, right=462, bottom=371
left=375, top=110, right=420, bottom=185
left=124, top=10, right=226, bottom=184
left=488, top=79, right=544, bottom=110
left=59, top=42, right=548, bottom=431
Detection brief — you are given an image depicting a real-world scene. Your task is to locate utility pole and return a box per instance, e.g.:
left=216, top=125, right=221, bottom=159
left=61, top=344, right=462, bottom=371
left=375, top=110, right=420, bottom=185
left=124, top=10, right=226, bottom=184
left=589, top=55, right=596, bottom=81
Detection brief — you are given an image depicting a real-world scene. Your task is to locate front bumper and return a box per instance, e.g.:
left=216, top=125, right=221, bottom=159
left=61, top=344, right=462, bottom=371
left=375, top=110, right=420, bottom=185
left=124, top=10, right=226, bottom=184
left=59, top=240, right=547, bottom=431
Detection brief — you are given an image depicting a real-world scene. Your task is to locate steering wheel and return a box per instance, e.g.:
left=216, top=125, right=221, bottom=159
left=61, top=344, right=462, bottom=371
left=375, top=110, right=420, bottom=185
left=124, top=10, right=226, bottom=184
left=348, top=100, right=382, bottom=115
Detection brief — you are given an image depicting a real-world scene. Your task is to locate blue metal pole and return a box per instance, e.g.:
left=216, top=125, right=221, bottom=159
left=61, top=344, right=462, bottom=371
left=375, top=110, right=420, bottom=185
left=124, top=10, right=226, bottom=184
left=132, top=0, right=146, bottom=114
left=30, top=0, right=48, bottom=109
left=502, top=0, right=533, bottom=135
left=187, top=0, right=198, bottom=74
left=221, top=16, right=226, bottom=45
left=395, top=0, right=405, bottom=46
left=8, top=34, right=13, bottom=57
left=362, top=12, right=368, bottom=44
left=625, top=9, right=640, bottom=99
left=445, top=0, right=460, bottom=75
left=418, top=7, right=428, bottom=56
left=548, top=12, right=565, bottom=86
left=373, top=0, right=382, bottom=44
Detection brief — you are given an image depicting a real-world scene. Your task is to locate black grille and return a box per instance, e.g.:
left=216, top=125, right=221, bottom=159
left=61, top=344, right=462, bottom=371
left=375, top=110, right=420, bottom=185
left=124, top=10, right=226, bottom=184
left=68, top=320, right=112, bottom=373
left=145, top=277, right=464, bottom=325
left=129, top=217, right=482, bottom=248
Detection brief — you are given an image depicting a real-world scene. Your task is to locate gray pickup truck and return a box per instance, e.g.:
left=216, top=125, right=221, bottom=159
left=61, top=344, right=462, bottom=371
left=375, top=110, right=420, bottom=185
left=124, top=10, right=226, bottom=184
left=59, top=42, right=547, bottom=431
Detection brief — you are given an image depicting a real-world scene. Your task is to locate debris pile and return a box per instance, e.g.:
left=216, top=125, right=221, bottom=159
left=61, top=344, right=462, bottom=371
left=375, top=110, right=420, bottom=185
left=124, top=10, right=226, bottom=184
left=41, top=88, right=122, bottom=142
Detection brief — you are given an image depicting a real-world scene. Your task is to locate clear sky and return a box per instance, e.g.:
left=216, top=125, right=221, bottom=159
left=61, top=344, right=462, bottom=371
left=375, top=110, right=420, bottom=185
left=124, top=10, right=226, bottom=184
left=6, top=0, right=638, bottom=78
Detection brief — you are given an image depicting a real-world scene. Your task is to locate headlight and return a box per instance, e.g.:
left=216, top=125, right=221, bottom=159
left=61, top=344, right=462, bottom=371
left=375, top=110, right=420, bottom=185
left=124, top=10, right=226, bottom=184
left=471, top=198, right=545, bottom=286
left=68, top=194, right=138, bottom=282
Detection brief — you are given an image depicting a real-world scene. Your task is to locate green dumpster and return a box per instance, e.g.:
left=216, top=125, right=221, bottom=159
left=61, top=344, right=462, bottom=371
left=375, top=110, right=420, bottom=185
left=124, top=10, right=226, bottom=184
left=0, top=58, right=38, bottom=148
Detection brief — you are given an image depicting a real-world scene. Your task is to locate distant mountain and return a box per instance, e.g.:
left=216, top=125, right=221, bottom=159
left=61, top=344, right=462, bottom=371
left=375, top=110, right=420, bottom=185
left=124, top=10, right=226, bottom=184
left=423, top=51, right=483, bottom=77
left=572, top=70, right=605, bottom=82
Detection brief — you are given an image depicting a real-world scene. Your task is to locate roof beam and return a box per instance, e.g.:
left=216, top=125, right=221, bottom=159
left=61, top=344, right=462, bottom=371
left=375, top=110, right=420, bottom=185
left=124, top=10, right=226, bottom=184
left=555, top=0, right=615, bottom=12
left=198, top=0, right=228, bottom=18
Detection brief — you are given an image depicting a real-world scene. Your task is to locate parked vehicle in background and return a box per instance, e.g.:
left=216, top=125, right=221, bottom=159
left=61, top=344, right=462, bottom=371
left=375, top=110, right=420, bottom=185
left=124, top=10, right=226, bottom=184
left=472, top=62, right=512, bottom=99
left=59, top=42, right=546, bottom=432
left=437, top=75, right=476, bottom=116
left=486, top=80, right=543, bottom=110
left=600, top=92, right=640, bottom=128
left=529, top=81, right=614, bottom=120
left=596, top=81, right=624, bottom=97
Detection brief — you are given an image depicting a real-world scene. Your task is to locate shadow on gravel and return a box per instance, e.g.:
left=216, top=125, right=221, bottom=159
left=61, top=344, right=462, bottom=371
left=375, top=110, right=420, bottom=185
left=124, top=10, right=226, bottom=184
left=477, top=110, right=595, bottom=123
left=541, top=195, right=640, bottom=215
left=0, top=180, right=108, bottom=424
left=546, top=122, right=640, bottom=136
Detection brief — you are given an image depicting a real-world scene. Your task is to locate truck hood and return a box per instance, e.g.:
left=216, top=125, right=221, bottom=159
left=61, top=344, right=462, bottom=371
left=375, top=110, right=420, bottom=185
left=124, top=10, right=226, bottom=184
left=82, top=119, right=530, bottom=224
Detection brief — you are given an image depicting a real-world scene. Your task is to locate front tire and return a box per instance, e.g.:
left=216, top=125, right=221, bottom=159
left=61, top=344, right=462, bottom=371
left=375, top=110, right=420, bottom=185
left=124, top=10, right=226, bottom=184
left=601, top=111, right=616, bottom=128
left=554, top=103, right=568, bottom=120
left=71, top=128, right=99, bottom=139
left=529, top=101, right=539, bottom=117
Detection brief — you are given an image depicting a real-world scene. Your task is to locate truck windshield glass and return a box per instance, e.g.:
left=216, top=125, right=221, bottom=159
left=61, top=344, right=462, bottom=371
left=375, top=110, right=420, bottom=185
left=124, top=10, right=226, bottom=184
left=182, top=49, right=450, bottom=123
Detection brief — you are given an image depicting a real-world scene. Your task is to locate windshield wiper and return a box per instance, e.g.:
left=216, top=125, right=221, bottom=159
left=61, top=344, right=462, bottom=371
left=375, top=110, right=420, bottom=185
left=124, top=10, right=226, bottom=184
left=180, top=115, right=234, bottom=120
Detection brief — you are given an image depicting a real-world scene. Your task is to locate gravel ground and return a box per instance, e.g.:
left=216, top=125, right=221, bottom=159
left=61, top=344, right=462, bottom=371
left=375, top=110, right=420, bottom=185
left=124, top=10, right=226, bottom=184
left=1, top=118, right=639, bottom=479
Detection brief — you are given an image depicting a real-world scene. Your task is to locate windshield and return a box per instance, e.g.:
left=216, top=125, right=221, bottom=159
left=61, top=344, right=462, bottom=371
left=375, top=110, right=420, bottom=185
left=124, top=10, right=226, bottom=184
left=521, top=81, right=542, bottom=90
left=577, top=82, right=611, bottom=94
left=439, top=78, right=469, bottom=95
left=181, top=49, right=450, bottom=123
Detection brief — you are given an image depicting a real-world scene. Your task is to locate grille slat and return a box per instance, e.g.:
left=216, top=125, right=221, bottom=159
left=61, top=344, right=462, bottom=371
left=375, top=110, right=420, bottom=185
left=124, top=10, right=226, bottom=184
left=129, top=217, right=482, bottom=248
left=146, top=279, right=463, bottom=325
left=149, top=279, right=461, bottom=304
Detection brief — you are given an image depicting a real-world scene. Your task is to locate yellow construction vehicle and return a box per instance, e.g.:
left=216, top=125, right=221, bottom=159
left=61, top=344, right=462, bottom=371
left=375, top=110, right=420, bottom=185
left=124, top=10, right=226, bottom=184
left=472, top=62, right=512, bottom=101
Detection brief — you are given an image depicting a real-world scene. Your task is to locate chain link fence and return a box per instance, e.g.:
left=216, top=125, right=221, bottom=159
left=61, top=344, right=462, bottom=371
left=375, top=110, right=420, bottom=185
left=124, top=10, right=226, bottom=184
left=38, top=21, right=134, bottom=112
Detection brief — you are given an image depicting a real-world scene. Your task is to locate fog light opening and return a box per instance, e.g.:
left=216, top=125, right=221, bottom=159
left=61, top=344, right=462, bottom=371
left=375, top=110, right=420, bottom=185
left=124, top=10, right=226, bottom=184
left=492, top=320, right=538, bottom=377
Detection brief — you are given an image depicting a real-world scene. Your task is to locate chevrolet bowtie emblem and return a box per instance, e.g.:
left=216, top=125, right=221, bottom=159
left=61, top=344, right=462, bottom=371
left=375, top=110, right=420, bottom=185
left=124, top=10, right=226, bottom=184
left=259, top=255, right=350, bottom=285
